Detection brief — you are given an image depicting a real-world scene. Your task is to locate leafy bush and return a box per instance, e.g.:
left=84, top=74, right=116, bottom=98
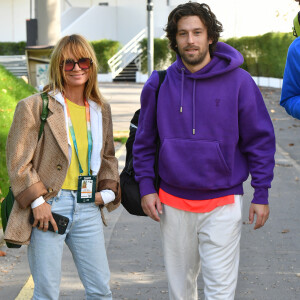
left=0, top=65, right=36, bottom=205
left=0, top=41, right=26, bottom=55
left=224, top=32, right=294, bottom=78
left=140, top=32, right=294, bottom=78
left=91, top=39, right=121, bottom=73
left=139, top=38, right=175, bottom=73
left=0, top=40, right=121, bottom=73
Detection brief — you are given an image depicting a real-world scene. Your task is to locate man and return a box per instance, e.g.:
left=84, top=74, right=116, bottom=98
left=280, top=1, right=300, bottom=116
left=133, top=2, right=275, bottom=299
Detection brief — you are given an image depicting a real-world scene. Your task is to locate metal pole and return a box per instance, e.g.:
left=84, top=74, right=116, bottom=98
left=147, top=0, right=154, bottom=77
left=34, top=0, right=38, bottom=19
left=35, top=0, right=61, bottom=45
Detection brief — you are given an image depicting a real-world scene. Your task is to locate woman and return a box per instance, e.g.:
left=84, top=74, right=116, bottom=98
left=5, top=34, right=120, bottom=299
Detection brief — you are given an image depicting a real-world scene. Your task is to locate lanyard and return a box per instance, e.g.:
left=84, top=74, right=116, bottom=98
left=64, top=97, right=93, bottom=176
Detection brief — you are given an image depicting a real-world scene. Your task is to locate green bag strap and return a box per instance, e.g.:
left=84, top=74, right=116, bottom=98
left=38, top=92, right=49, bottom=140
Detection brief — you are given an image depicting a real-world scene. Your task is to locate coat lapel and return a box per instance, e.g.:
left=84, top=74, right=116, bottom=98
left=47, top=98, right=69, bottom=160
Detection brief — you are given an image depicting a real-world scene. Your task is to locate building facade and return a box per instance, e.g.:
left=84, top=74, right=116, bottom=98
left=1, top=0, right=299, bottom=45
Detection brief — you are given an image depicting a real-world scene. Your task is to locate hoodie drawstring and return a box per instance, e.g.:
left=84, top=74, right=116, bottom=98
left=192, top=80, right=196, bottom=135
left=180, top=68, right=184, bottom=113
left=180, top=67, right=196, bottom=135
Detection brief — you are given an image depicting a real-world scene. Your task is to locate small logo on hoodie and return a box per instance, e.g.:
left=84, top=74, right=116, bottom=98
left=215, top=98, right=221, bottom=107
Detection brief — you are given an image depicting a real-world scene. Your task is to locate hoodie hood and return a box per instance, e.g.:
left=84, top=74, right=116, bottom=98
left=174, top=41, right=244, bottom=79
left=170, top=42, right=244, bottom=134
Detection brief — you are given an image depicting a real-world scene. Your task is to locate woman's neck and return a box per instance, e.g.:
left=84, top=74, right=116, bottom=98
left=64, top=85, right=85, bottom=106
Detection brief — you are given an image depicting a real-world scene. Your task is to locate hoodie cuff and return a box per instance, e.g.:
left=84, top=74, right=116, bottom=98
left=139, top=178, right=157, bottom=198
left=251, top=188, right=269, bottom=205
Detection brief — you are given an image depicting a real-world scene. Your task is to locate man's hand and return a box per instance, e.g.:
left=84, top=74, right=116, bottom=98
left=249, top=203, right=269, bottom=230
left=141, top=193, right=162, bottom=222
left=32, top=202, right=58, bottom=232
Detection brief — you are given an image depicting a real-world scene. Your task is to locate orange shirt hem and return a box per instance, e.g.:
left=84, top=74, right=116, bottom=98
left=159, top=188, right=235, bottom=213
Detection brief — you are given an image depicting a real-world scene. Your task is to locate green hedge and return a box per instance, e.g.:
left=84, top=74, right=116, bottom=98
left=0, top=65, right=37, bottom=204
left=224, top=32, right=295, bottom=78
left=0, top=32, right=295, bottom=77
left=91, top=39, right=121, bottom=73
left=0, top=41, right=26, bottom=55
left=139, top=38, right=176, bottom=73
left=140, top=32, right=295, bottom=78
left=0, top=40, right=121, bottom=73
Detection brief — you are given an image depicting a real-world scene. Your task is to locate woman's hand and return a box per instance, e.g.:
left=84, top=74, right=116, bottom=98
left=32, top=202, right=58, bottom=232
left=95, top=192, right=104, bottom=206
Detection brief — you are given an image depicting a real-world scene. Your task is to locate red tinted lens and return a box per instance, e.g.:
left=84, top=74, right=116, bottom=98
left=78, top=58, right=91, bottom=69
left=64, top=60, right=75, bottom=71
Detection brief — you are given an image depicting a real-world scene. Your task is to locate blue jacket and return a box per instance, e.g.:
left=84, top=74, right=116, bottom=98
left=280, top=37, right=300, bottom=118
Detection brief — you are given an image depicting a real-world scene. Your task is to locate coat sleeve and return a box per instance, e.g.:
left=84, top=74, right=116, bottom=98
left=132, top=71, right=160, bottom=198
left=97, top=103, right=120, bottom=209
left=238, top=74, right=276, bottom=205
left=280, top=38, right=300, bottom=119
left=6, top=97, right=47, bottom=209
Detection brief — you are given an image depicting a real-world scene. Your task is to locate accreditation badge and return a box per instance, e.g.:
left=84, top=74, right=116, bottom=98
left=77, top=175, right=96, bottom=203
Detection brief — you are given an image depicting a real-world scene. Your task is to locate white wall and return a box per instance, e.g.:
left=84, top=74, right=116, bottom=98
left=1, top=0, right=300, bottom=42
left=0, top=0, right=30, bottom=42
left=62, top=6, right=118, bottom=41
left=154, top=0, right=300, bottom=39
left=168, top=0, right=300, bottom=39
left=61, top=7, right=88, bottom=30
left=61, top=0, right=170, bottom=45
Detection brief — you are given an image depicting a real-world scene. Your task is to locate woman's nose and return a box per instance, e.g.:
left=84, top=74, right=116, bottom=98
left=73, top=62, right=81, bottom=71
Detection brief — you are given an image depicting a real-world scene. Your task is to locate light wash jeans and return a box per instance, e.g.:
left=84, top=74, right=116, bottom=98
left=28, top=190, right=112, bottom=300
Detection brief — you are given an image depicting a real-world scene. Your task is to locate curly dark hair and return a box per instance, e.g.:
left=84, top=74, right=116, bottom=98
left=164, top=2, right=223, bottom=56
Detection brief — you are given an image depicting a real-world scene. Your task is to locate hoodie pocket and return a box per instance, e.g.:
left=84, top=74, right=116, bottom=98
left=159, top=138, right=231, bottom=190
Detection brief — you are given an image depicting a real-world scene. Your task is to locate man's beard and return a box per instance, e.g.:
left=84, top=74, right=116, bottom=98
left=179, top=46, right=210, bottom=66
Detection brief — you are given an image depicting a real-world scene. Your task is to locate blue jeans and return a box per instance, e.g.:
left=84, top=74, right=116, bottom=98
left=28, top=190, right=112, bottom=300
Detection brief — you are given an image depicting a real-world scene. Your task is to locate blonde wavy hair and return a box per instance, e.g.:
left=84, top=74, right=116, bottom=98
left=44, top=34, right=105, bottom=106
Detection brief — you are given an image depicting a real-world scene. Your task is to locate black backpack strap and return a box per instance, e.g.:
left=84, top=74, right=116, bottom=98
left=38, top=92, right=49, bottom=140
left=156, top=70, right=167, bottom=102
left=154, top=70, right=166, bottom=191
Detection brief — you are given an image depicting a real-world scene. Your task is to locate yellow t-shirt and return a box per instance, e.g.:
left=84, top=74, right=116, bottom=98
left=61, top=99, right=89, bottom=190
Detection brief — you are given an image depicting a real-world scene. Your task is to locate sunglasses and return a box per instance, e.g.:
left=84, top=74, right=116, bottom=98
left=61, top=58, right=93, bottom=71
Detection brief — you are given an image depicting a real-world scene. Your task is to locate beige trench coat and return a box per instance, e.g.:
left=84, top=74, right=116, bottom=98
left=5, top=93, right=120, bottom=245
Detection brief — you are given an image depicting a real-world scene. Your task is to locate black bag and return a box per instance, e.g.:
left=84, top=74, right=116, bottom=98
left=120, top=70, right=166, bottom=216
left=1, top=92, right=49, bottom=248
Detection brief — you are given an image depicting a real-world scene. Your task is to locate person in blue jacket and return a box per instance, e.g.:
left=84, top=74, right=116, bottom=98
left=280, top=1, right=300, bottom=115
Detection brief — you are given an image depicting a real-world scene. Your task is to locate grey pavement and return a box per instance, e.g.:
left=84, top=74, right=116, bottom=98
left=1, top=84, right=300, bottom=299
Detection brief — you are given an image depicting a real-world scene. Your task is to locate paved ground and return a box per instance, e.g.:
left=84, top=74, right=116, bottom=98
left=1, top=84, right=300, bottom=299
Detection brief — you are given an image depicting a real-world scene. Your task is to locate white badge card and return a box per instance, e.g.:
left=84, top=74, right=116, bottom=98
left=77, top=175, right=96, bottom=203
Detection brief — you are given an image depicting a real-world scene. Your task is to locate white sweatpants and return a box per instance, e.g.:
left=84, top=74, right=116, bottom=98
left=160, top=195, right=243, bottom=300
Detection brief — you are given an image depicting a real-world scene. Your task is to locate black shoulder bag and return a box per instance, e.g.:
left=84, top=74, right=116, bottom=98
left=120, top=70, right=167, bottom=216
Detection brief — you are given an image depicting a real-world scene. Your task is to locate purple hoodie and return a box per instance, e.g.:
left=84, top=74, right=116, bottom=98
left=133, top=42, right=275, bottom=205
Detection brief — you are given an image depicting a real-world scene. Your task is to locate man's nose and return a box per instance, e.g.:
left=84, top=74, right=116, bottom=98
left=187, top=33, right=194, bottom=44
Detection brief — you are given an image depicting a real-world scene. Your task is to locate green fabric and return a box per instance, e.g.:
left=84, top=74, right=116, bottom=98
left=1, top=188, right=20, bottom=248
left=39, top=92, right=49, bottom=139
left=294, top=13, right=300, bottom=37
